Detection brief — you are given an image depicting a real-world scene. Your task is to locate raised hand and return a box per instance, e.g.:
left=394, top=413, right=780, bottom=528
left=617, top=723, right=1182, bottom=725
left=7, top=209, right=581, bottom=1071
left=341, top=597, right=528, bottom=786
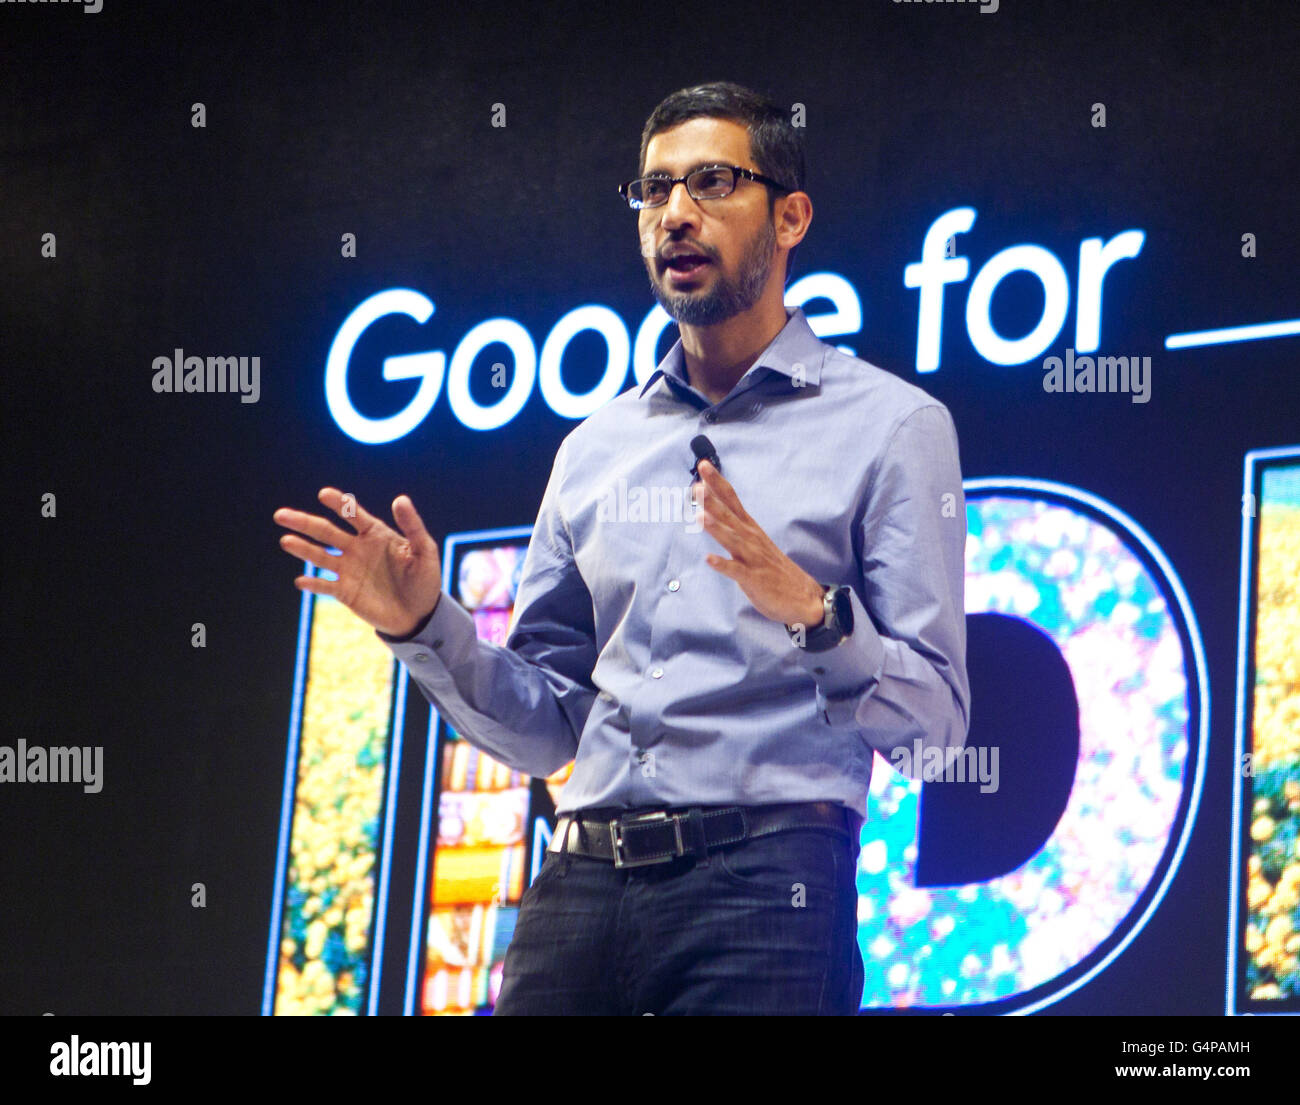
left=273, top=487, right=442, bottom=638
left=691, top=460, right=826, bottom=628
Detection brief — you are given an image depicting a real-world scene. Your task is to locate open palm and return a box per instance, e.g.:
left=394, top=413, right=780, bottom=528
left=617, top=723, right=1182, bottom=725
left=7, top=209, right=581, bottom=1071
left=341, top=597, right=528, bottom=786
left=273, top=487, right=442, bottom=637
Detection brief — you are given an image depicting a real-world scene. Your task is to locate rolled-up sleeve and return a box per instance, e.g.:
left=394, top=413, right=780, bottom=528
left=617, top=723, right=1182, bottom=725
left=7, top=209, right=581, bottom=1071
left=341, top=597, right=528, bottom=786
left=379, top=434, right=598, bottom=777
left=794, top=403, right=970, bottom=762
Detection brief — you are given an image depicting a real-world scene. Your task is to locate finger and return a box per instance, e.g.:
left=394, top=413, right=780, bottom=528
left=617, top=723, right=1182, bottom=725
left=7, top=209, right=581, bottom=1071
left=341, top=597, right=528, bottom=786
left=693, top=479, right=741, bottom=532
left=704, top=552, right=741, bottom=579
left=694, top=468, right=748, bottom=535
left=273, top=506, right=353, bottom=550
left=279, top=532, right=345, bottom=574
left=293, top=573, right=339, bottom=597
left=697, top=460, right=750, bottom=522
left=317, top=486, right=381, bottom=531
left=391, top=494, right=433, bottom=546
left=696, top=509, right=746, bottom=558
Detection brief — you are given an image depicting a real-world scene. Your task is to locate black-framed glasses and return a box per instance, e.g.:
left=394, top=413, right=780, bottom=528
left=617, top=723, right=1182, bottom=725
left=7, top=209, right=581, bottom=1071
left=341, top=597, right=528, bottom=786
left=618, top=164, right=793, bottom=210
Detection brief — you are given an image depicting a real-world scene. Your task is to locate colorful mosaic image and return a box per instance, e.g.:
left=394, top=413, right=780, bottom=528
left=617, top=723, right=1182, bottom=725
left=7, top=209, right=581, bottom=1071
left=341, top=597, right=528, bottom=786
left=424, top=903, right=518, bottom=1012
left=458, top=546, right=526, bottom=610
left=420, top=540, right=574, bottom=1014
left=1244, top=466, right=1300, bottom=1000
left=275, top=595, right=393, bottom=1015
left=422, top=737, right=529, bottom=1016
left=857, top=493, right=1192, bottom=1008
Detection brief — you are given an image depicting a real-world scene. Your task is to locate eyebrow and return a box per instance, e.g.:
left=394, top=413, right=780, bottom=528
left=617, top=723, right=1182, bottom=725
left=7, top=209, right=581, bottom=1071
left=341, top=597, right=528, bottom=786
left=640, top=160, right=734, bottom=177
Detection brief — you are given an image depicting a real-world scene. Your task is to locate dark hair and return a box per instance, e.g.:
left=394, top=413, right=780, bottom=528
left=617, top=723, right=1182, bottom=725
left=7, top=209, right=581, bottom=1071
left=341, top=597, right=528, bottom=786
left=638, top=81, right=806, bottom=283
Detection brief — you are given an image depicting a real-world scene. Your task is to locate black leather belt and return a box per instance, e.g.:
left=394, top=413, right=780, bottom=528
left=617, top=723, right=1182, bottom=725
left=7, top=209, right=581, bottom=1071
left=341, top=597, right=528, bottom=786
left=547, top=801, right=862, bottom=869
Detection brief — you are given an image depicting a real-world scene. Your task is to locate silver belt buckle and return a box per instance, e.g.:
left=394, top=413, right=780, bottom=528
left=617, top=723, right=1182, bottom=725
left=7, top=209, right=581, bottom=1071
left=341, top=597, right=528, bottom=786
left=610, top=810, right=683, bottom=868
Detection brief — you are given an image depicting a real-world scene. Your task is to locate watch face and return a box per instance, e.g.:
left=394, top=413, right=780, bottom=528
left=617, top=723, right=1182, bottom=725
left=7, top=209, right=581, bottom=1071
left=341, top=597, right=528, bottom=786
left=832, top=586, right=853, bottom=634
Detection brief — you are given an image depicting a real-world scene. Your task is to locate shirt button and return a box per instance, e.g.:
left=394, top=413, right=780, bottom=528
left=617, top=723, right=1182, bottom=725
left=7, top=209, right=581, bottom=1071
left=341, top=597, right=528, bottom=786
left=432, top=639, right=444, bottom=649
left=650, top=667, right=664, bottom=679
left=703, top=410, right=717, bottom=423
left=667, top=579, right=680, bottom=591
left=413, top=652, right=430, bottom=663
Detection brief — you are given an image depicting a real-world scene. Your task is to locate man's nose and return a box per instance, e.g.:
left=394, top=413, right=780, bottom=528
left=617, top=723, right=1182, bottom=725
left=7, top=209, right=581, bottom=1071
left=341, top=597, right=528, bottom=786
left=659, top=179, right=701, bottom=228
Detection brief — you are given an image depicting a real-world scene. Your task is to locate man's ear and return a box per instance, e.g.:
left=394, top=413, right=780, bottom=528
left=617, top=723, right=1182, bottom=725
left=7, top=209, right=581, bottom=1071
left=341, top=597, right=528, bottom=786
left=776, top=190, right=813, bottom=252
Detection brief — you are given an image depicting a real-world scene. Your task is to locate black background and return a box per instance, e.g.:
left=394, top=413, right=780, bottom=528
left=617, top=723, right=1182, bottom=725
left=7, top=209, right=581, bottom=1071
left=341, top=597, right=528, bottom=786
left=2, top=0, right=1297, bottom=1014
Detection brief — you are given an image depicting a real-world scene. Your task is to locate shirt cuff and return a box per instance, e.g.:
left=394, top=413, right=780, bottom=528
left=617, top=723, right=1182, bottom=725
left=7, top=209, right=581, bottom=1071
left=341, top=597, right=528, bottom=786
left=374, top=593, right=479, bottom=670
left=792, top=588, right=884, bottom=726
left=375, top=604, right=437, bottom=643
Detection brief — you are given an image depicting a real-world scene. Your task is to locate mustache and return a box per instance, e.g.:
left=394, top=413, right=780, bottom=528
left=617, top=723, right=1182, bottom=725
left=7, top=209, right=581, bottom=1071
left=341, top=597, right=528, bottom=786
left=656, top=243, right=716, bottom=266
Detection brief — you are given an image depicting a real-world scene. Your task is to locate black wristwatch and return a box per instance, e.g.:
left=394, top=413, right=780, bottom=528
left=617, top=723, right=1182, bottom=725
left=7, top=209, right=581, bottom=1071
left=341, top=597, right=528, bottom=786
left=786, top=584, right=854, bottom=652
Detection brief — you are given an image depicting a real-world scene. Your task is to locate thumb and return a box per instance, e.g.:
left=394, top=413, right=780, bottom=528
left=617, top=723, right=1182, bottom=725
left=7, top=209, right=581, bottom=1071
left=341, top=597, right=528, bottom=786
left=391, top=495, right=434, bottom=548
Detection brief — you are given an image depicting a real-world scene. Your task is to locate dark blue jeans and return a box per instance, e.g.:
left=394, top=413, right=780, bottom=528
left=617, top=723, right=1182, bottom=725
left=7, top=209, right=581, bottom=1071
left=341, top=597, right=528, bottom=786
left=494, top=825, right=864, bottom=1015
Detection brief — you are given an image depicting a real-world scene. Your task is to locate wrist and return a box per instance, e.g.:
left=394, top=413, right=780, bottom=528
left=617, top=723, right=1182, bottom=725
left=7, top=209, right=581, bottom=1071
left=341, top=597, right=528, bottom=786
left=786, top=582, right=827, bottom=631
left=380, top=593, right=441, bottom=642
left=787, top=583, right=855, bottom=652
left=802, top=580, right=826, bottom=628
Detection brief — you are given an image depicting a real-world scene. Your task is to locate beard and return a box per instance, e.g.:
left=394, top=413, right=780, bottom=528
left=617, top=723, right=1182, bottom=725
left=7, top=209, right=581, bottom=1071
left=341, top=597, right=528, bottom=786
left=647, top=216, right=777, bottom=326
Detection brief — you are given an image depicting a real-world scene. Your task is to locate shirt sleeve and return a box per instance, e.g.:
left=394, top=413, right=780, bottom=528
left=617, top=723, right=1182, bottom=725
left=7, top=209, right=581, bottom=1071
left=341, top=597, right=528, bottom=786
left=377, top=434, right=598, bottom=778
left=792, top=402, right=970, bottom=762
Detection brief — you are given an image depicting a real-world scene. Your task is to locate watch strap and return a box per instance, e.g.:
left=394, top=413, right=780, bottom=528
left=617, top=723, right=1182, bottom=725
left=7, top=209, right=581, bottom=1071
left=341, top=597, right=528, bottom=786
left=788, top=583, right=848, bottom=652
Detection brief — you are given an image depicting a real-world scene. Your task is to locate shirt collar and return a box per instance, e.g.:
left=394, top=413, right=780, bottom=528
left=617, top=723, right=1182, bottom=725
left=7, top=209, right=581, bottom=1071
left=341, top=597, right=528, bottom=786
left=637, top=305, right=828, bottom=399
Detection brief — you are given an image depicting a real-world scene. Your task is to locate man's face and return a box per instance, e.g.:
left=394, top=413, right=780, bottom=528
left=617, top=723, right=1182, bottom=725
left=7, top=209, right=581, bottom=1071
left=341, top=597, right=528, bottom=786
left=637, top=117, right=779, bottom=327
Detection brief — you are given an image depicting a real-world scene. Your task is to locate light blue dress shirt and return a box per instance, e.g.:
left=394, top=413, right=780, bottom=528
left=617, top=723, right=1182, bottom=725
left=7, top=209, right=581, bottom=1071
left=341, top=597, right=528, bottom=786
left=381, top=306, right=969, bottom=817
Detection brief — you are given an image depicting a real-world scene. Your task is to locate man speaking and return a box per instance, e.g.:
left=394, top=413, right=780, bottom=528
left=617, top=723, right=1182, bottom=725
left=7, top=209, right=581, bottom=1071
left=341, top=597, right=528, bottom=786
left=274, top=81, right=969, bottom=1015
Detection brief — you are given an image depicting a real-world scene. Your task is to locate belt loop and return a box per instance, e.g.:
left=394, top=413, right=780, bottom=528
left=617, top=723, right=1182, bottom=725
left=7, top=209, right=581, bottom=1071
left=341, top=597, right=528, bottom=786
left=556, top=814, right=574, bottom=877
left=683, top=807, right=709, bottom=867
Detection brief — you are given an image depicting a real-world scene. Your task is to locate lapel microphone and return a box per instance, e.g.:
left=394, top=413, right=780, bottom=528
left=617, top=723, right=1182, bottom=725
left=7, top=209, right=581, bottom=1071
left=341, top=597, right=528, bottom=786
left=690, top=434, right=721, bottom=480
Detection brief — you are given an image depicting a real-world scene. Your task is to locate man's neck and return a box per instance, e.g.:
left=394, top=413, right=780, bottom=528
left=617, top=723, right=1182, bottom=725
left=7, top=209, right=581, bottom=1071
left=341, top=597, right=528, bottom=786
left=680, top=298, right=790, bottom=405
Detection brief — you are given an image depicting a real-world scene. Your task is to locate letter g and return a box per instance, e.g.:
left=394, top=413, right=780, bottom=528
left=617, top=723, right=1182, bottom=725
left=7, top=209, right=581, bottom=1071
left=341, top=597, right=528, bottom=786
left=325, top=288, right=446, bottom=444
